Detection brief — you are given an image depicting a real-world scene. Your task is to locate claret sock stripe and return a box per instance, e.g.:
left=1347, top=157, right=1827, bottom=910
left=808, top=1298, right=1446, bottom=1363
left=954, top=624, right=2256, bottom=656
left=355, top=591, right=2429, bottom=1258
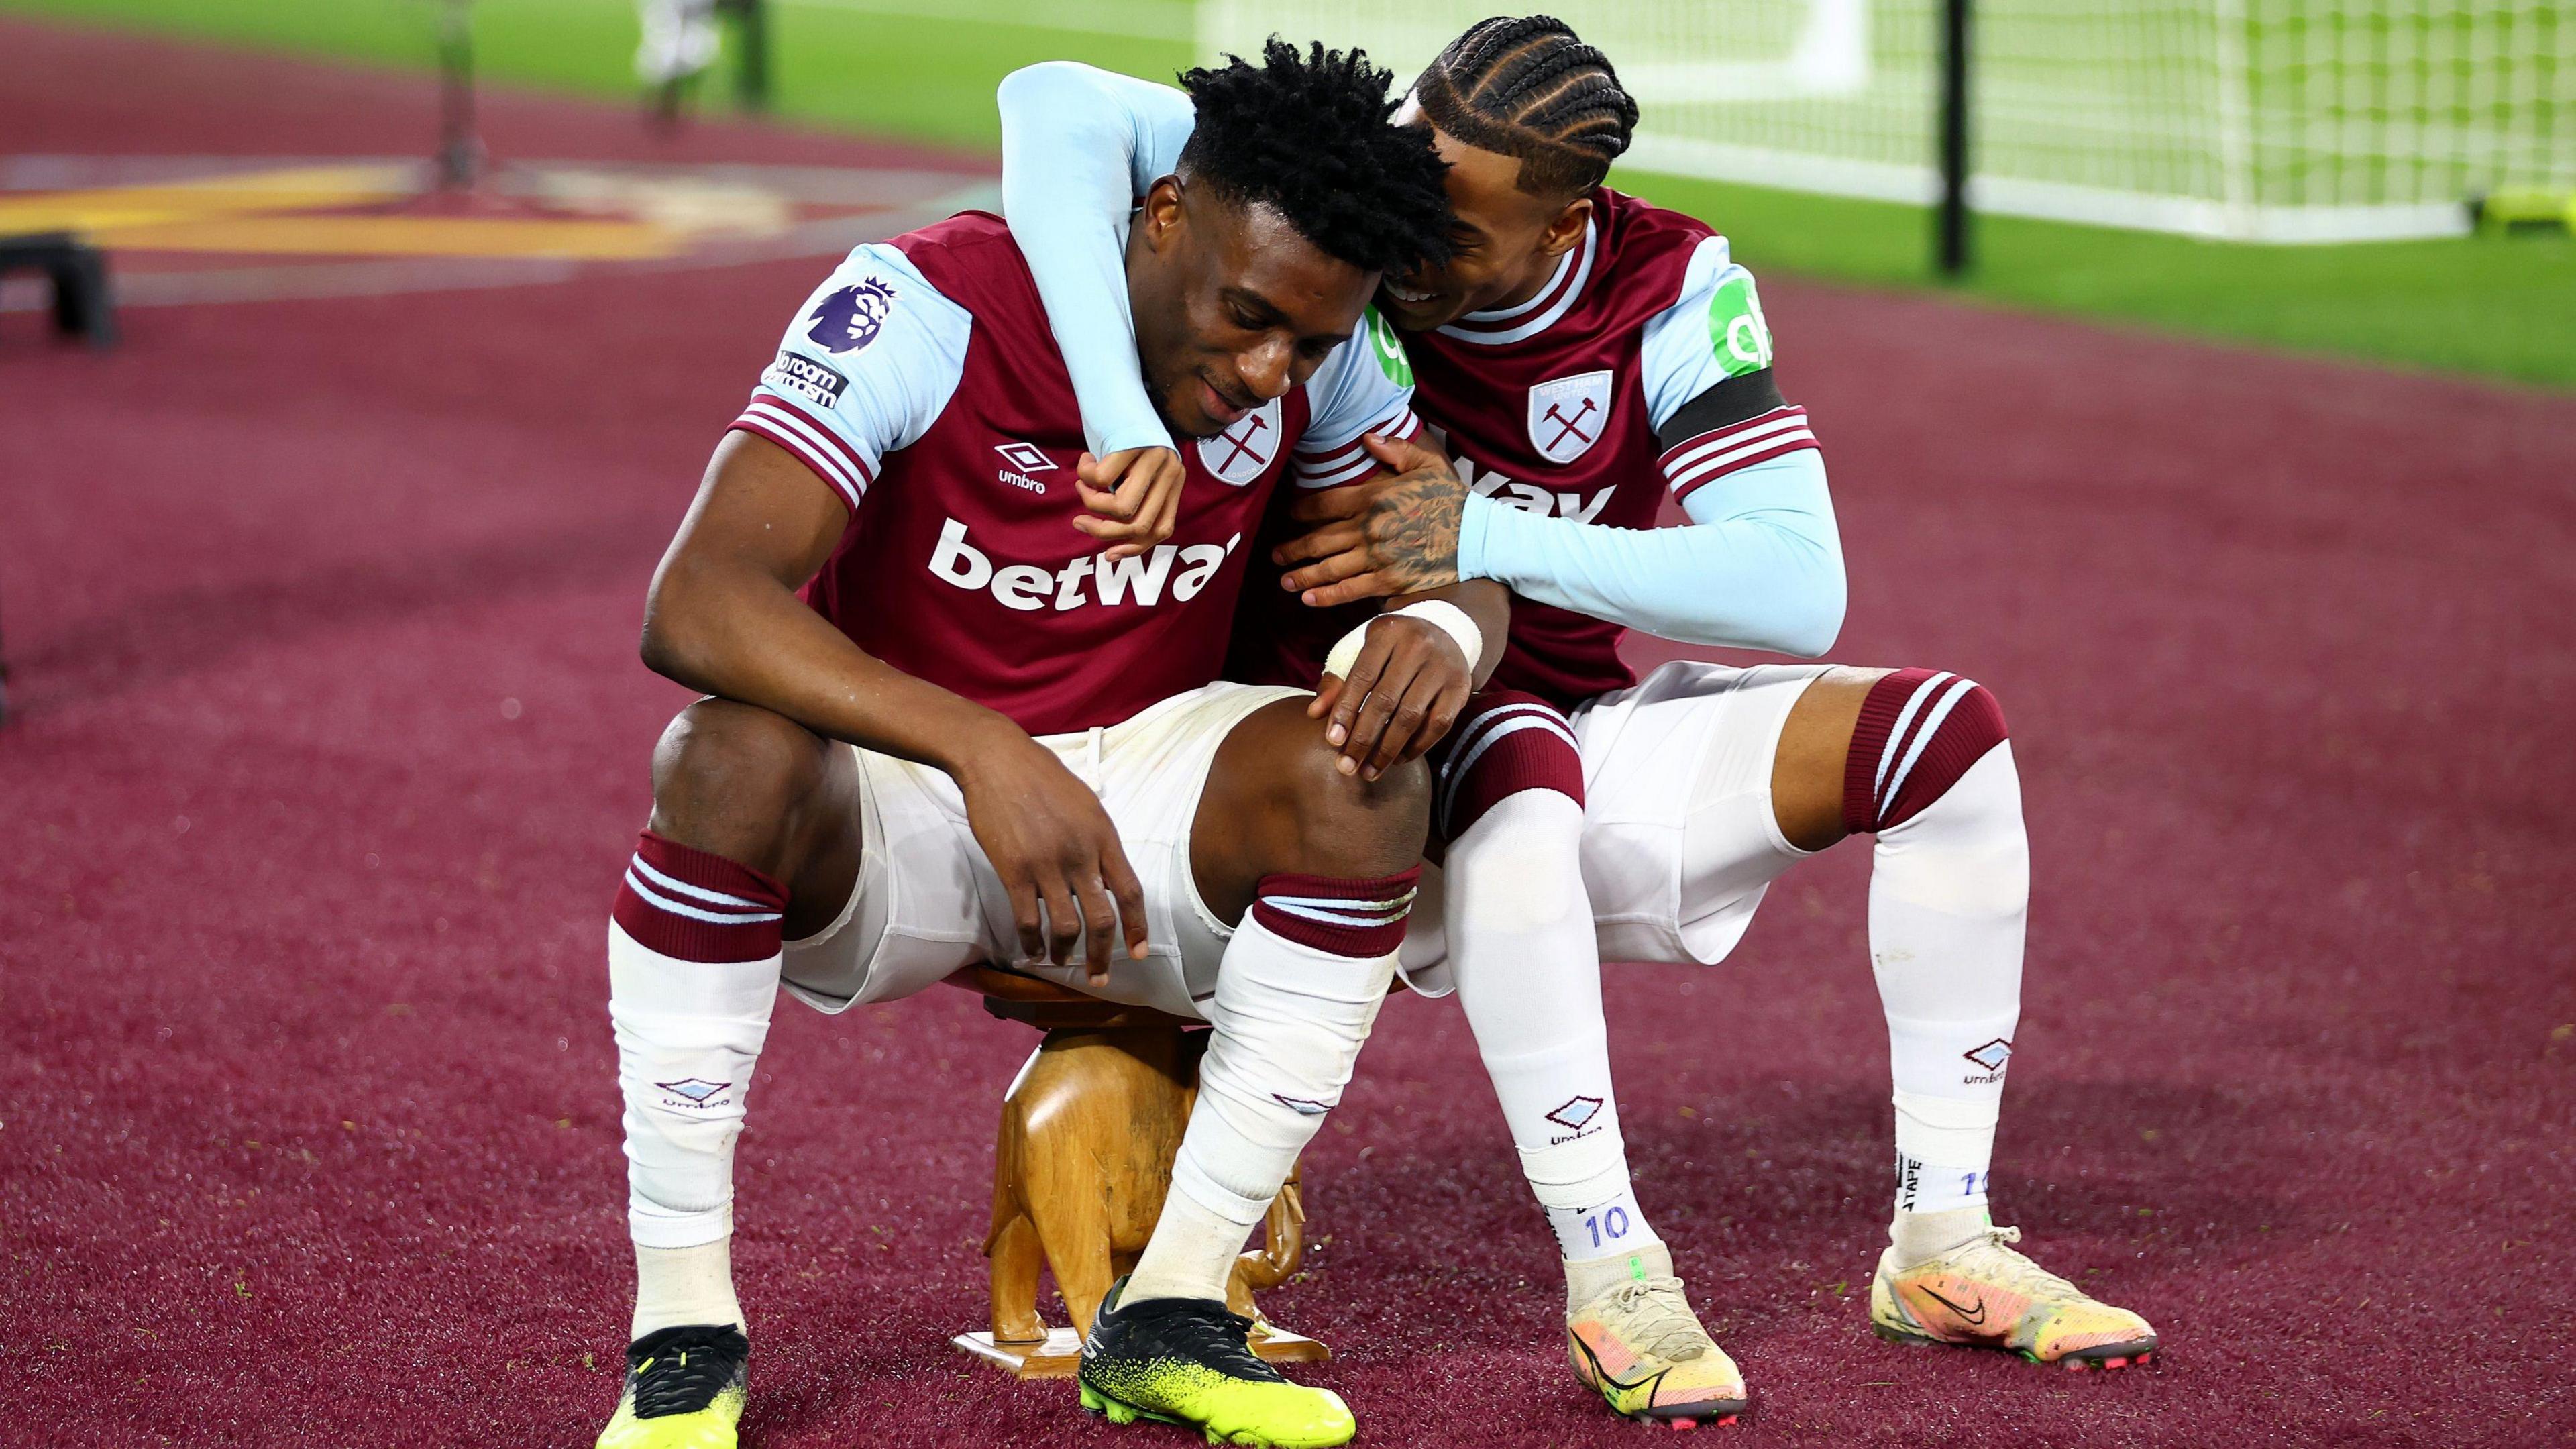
left=1250, top=870, right=1421, bottom=957
left=1660, top=405, right=1817, bottom=504
left=611, top=831, right=790, bottom=964
left=1430, top=690, right=1585, bottom=841
left=1842, top=669, right=2010, bottom=835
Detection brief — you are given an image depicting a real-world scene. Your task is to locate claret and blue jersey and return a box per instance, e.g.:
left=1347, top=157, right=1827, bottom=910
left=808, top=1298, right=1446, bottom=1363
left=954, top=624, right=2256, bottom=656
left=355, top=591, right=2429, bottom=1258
left=726, top=212, right=1420, bottom=737
left=996, top=62, right=1849, bottom=713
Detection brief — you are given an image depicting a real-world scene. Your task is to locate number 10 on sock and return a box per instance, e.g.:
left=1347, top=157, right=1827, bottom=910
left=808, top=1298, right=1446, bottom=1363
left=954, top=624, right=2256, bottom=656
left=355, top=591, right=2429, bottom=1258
left=1584, top=1205, right=1631, bottom=1249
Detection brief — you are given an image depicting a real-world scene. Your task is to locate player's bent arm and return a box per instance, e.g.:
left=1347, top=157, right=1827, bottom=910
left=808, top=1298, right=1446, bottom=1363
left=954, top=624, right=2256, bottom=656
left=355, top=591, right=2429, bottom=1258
left=642, top=433, right=1152, bottom=973
left=998, top=62, right=1196, bottom=459
left=1459, top=235, right=1847, bottom=655
left=641, top=431, right=1014, bottom=773
left=1458, top=445, right=1847, bottom=657
left=1284, top=371, right=1848, bottom=655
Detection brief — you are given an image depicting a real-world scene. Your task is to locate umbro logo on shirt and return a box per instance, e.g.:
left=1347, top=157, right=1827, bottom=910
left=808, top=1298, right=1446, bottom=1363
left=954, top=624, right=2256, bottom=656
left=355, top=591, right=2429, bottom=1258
left=993, top=441, right=1055, bottom=494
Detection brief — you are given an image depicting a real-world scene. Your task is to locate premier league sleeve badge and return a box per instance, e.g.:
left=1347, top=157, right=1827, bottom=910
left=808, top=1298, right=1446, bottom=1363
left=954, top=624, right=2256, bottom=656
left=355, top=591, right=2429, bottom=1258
left=804, top=276, right=900, bottom=354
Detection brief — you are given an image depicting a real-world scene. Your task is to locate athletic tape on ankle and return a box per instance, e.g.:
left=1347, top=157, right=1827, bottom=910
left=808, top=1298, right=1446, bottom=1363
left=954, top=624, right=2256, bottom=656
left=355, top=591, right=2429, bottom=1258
left=1518, top=1127, right=1632, bottom=1210
left=1892, top=1088, right=1999, bottom=1166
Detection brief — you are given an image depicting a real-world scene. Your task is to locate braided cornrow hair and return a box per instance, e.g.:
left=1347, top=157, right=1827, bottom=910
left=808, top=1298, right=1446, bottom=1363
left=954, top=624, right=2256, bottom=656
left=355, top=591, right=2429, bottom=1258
left=1413, top=15, right=1638, bottom=198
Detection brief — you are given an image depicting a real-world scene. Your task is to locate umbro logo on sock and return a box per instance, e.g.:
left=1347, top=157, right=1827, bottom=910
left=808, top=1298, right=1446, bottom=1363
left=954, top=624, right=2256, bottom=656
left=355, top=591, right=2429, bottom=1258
left=1961, top=1039, right=2012, bottom=1085
left=1546, top=1095, right=1605, bottom=1131
left=657, top=1077, right=733, bottom=1108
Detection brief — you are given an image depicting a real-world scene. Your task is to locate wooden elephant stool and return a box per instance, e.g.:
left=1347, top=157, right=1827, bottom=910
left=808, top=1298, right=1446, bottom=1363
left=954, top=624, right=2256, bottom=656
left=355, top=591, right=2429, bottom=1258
left=946, top=965, right=1326, bottom=1377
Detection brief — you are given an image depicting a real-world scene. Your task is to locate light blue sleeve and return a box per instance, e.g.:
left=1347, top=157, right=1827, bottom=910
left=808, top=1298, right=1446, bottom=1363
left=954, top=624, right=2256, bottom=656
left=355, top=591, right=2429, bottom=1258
left=1456, top=447, right=1847, bottom=657
left=732, top=244, right=970, bottom=513
left=1288, top=308, right=1421, bottom=488
left=997, top=62, right=1198, bottom=458
left=1637, top=234, right=1779, bottom=430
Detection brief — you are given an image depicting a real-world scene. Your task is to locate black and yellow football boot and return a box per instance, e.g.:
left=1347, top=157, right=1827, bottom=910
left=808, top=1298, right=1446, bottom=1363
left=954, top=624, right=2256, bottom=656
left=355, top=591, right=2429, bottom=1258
left=595, top=1324, right=749, bottom=1449
left=1077, top=1278, right=1354, bottom=1448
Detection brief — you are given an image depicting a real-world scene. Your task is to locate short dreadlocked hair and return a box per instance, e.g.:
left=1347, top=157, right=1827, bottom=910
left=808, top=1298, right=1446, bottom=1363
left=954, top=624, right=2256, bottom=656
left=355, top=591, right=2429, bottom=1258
left=1177, top=38, right=1454, bottom=274
left=1413, top=15, right=1638, bottom=198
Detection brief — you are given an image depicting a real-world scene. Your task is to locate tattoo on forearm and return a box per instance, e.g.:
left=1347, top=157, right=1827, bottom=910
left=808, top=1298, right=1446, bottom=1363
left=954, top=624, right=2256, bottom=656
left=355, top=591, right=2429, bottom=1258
left=1368, top=462, right=1464, bottom=591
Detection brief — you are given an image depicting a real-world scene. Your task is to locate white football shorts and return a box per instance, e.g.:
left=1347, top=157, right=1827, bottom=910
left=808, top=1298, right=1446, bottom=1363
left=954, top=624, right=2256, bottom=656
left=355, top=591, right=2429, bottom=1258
left=1574, top=660, right=1831, bottom=966
left=779, top=681, right=1305, bottom=1021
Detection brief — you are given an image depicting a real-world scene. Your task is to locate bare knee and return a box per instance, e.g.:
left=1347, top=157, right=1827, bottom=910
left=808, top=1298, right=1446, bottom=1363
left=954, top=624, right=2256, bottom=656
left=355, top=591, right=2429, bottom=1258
left=1270, top=716, right=1430, bottom=879
left=1772, top=666, right=1886, bottom=853
left=649, top=698, right=835, bottom=877
left=1195, top=700, right=1432, bottom=922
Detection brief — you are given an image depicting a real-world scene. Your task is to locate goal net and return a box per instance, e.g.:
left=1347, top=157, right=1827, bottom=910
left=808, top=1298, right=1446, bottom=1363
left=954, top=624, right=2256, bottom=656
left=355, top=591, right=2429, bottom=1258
left=1197, top=0, right=2575, bottom=241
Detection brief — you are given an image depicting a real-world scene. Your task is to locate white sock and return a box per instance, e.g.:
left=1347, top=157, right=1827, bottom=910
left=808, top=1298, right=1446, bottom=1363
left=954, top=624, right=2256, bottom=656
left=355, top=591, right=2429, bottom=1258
left=1890, top=1204, right=1993, bottom=1268
left=611, top=925, right=780, bottom=1252
left=633, top=1238, right=747, bottom=1338
left=1443, top=791, right=1661, bottom=1273
left=1128, top=875, right=1413, bottom=1305
left=608, top=835, right=790, bottom=1340
left=1870, top=745, right=2027, bottom=1224
left=1122, top=1185, right=1255, bottom=1307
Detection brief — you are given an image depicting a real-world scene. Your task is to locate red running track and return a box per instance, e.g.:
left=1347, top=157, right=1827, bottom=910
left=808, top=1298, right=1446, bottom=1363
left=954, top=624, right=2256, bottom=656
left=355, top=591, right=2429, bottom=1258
left=4, top=20, right=2572, bottom=1448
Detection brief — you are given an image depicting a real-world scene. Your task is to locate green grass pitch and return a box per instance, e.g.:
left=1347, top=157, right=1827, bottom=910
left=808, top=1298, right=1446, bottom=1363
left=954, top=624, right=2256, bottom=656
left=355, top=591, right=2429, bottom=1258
left=7, top=0, right=2571, bottom=387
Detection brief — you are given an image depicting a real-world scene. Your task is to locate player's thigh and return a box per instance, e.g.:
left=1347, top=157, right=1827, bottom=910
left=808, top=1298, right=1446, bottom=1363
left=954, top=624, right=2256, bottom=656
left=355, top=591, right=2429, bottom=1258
left=1084, top=682, right=1311, bottom=1018
left=1571, top=660, right=1835, bottom=965
left=777, top=743, right=998, bottom=1015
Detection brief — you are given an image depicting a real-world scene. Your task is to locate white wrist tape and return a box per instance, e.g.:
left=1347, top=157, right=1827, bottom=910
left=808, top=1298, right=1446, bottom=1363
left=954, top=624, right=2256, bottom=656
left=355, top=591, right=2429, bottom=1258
left=1321, top=599, right=1486, bottom=681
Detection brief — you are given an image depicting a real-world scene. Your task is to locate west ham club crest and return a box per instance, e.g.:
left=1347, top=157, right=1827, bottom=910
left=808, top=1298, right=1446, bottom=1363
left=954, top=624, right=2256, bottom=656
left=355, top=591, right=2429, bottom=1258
left=1196, top=398, right=1283, bottom=486
left=1527, top=370, right=1612, bottom=464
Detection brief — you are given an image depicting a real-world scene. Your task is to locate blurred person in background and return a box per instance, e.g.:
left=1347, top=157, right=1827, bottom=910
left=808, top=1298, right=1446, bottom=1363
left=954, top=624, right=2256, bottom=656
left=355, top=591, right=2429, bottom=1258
left=636, top=0, right=719, bottom=122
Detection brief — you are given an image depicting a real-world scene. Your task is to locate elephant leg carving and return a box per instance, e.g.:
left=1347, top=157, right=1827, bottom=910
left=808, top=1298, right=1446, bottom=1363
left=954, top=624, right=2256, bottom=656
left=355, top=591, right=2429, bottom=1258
left=984, top=1100, right=1048, bottom=1345
left=1038, top=1183, right=1116, bottom=1339
left=986, top=1206, right=1047, bottom=1344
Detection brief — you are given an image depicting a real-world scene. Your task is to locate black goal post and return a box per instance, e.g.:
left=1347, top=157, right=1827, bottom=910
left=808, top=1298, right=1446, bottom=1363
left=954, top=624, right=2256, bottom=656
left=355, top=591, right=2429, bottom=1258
left=435, top=0, right=482, bottom=189
left=1935, top=0, right=1973, bottom=278
left=719, top=0, right=771, bottom=113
